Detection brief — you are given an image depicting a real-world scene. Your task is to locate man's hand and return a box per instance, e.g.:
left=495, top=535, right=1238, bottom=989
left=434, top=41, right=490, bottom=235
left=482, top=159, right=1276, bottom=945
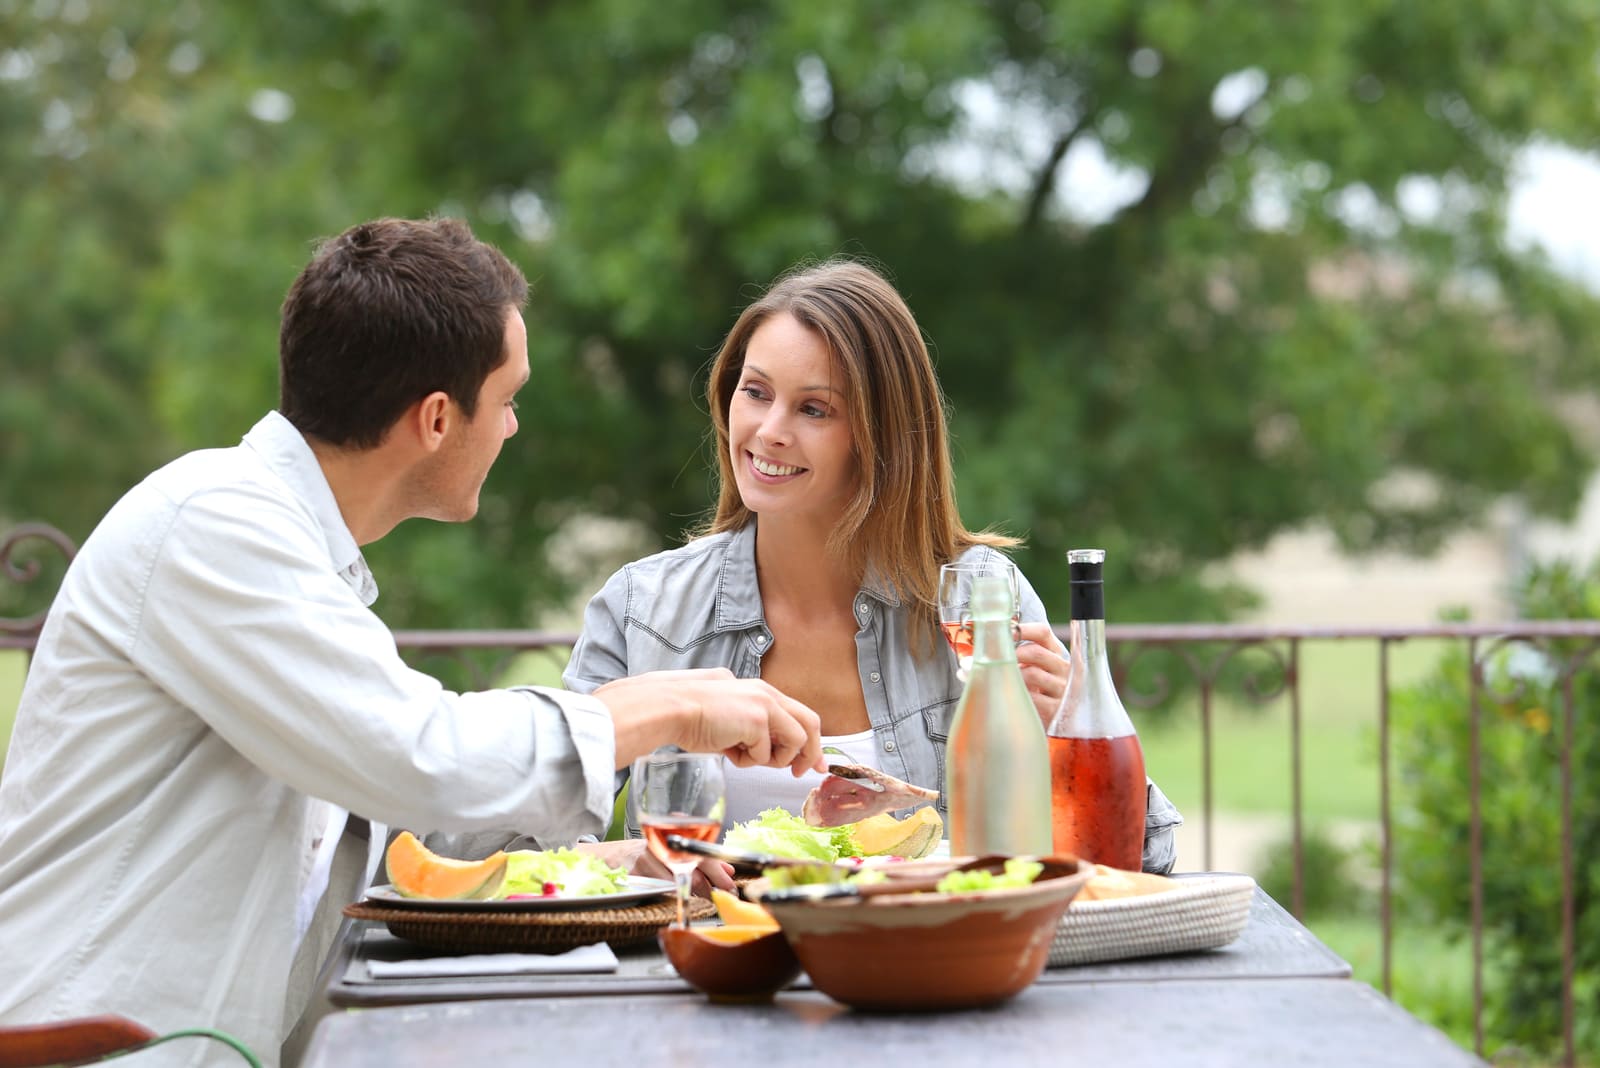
left=575, top=837, right=737, bottom=896
left=595, top=668, right=826, bottom=775
left=1016, top=622, right=1071, bottom=728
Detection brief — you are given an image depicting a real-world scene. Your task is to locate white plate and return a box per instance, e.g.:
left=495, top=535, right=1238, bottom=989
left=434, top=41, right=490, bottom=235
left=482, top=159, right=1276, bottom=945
left=363, top=876, right=675, bottom=912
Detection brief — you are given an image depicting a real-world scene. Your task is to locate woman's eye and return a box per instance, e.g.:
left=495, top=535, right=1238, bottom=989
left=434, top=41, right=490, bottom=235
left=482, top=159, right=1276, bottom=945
left=801, top=403, right=828, bottom=418
left=741, top=386, right=768, bottom=401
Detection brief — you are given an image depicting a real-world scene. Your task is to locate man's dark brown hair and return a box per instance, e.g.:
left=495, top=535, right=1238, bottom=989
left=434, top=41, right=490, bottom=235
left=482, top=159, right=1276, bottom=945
left=278, top=217, right=528, bottom=448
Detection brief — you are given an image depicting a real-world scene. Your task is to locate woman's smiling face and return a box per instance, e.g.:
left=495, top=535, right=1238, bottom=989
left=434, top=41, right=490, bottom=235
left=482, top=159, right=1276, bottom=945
left=727, top=312, right=857, bottom=528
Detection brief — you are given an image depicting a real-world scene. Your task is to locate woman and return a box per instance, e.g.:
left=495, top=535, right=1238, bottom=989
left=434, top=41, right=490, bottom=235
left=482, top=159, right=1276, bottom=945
left=564, top=259, right=1181, bottom=882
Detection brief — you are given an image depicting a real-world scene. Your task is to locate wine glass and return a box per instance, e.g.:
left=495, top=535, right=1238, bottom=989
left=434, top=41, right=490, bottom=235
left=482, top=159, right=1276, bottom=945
left=937, top=560, right=1021, bottom=677
left=629, top=752, right=727, bottom=928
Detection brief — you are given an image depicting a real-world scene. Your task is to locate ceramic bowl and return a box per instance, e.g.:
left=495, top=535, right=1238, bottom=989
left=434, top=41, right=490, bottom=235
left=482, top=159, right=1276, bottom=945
left=752, top=855, right=1093, bottom=1012
left=658, top=924, right=804, bottom=1003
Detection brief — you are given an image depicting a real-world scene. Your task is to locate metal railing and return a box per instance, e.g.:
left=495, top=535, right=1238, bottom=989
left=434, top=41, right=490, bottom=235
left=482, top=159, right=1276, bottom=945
left=1, top=523, right=1589, bottom=1064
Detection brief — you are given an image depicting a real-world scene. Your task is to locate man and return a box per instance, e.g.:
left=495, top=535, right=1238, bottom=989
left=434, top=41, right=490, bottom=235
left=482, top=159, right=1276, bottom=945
left=0, top=218, right=823, bottom=1066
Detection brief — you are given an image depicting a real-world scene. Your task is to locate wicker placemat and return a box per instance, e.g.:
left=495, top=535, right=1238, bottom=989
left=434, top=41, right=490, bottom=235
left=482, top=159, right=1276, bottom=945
left=344, top=896, right=715, bottom=953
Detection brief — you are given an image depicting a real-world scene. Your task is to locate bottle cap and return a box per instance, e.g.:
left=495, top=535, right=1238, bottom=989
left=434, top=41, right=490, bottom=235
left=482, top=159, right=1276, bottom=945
left=1067, top=548, right=1105, bottom=583
left=971, top=574, right=1012, bottom=622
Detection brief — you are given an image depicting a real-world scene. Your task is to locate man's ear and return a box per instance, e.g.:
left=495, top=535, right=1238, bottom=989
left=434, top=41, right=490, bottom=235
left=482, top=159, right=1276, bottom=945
left=410, top=391, right=454, bottom=453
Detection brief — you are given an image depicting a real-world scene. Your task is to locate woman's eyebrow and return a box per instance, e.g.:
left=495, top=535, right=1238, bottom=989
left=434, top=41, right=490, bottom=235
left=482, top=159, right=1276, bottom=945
left=744, top=363, right=841, bottom=394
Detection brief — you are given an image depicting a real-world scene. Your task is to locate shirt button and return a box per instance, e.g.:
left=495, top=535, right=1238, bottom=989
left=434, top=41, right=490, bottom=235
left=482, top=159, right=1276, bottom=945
left=883, top=741, right=896, bottom=753
left=869, top=672, right=881, bottom=683
left=856, top=602, right=869, bottom=616
left=754, top=634, right=768, bottom=647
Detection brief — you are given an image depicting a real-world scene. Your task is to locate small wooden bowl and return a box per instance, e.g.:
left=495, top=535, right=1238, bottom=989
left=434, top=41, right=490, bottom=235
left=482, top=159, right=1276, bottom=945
left=659, top=925, right=803, bottom=1003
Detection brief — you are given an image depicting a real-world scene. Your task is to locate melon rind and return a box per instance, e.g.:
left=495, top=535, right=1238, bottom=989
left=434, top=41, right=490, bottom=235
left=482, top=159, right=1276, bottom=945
left=848, top=807, right=943, bottom=858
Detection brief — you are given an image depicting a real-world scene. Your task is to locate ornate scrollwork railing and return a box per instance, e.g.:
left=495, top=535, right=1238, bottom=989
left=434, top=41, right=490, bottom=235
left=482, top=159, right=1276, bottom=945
left=0, top=522, right=78, bottom=645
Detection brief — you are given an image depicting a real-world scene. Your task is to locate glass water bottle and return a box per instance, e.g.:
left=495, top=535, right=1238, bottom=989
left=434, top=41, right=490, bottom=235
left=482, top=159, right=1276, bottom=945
left=946, top=574, right=1053, bottom=856
left=1046, top=549, right=1148, bottom=871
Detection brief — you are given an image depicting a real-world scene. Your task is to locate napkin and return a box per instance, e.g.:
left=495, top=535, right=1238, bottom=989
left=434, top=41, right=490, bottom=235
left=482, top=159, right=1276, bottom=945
left=367, top=942, right=619, bottom=979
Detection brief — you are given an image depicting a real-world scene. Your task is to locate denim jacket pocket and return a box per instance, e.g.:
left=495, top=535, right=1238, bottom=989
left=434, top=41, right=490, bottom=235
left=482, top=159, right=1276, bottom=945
left=918, top=698, right=958, bottom=818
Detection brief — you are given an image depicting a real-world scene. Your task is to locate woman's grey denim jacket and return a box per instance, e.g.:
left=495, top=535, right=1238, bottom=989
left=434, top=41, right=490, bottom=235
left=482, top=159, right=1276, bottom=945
left=563, top=522, right=1183, bottom=873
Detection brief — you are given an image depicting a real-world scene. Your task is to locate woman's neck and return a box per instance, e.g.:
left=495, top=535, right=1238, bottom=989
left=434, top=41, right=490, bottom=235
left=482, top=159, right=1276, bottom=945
left=753, top=517, right=861, bottom=616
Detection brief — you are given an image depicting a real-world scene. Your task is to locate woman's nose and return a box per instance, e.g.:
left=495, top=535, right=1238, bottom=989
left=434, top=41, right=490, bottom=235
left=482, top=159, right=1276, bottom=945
left=756, top=409, right=791, bottom=448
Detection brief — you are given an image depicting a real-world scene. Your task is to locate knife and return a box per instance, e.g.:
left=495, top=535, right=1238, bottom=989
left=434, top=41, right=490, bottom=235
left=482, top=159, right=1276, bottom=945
left=664, top=834, right=863, bottom=875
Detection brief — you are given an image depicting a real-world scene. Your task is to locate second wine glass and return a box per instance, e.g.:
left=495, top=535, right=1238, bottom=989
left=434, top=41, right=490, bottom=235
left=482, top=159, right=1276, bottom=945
left=629, top=752, right=727, bottom=928
left=937, top=560, right=1021, bottom=676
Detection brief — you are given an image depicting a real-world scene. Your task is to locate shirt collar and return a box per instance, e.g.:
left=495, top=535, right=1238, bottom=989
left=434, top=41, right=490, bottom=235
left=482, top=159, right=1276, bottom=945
left=715, top=522, right=765, bottom=629
left=242, top=411, right=378, bottom=606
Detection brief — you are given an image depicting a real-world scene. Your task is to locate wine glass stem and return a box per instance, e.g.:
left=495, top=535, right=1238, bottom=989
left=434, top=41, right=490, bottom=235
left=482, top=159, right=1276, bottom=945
left=672, top=866, right=693, bottom=928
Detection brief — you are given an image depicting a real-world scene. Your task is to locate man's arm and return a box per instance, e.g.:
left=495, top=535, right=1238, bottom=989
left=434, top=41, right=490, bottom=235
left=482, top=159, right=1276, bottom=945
left=132, top=488, right=616, bottom=839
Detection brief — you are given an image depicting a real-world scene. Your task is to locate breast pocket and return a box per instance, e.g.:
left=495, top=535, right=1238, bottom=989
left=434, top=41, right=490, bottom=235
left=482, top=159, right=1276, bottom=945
left=919, top=699, right=958, bottom=818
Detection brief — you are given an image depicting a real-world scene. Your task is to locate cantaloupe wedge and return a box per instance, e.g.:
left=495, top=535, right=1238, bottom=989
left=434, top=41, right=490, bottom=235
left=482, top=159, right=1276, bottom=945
left=386, top=830, right=509, bottom=900
left=711, top=888, right=779, bottom=929
left=848, top=806, right=943, bottom=858
left=691, top=924, right=784, bottom=945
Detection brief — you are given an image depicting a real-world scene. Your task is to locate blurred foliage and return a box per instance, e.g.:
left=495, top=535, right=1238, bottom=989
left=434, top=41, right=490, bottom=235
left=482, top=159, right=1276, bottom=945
left=1256, top=824, right=1370, bottom=919
left=4, top=0, right=1600, bottom=630
left=1391, top=561, right=1600, bottom=1059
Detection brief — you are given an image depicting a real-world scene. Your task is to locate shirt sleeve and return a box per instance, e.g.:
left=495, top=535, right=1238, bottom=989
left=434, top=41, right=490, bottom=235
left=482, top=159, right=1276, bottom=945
left=128, top=486, right=616, bottom=840
left=562, top=566, right=633, bottom=695
left=1014, top=559, right=1052, bottom=627
left=1141, top=778, right=1185, bottom=874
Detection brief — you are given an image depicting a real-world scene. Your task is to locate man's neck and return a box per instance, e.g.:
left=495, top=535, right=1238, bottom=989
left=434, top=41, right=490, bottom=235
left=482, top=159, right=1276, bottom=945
left=308, top=438, right=407, bottom=546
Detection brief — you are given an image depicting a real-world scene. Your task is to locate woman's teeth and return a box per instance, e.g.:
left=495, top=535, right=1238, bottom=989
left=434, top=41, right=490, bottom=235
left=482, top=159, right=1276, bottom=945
left=752, top=455, right=803, bottom=477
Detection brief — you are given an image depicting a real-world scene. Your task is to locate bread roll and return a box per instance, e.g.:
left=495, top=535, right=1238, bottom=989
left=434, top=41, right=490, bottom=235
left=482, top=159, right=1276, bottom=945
left=1077, top=863, right=1176, bottom=901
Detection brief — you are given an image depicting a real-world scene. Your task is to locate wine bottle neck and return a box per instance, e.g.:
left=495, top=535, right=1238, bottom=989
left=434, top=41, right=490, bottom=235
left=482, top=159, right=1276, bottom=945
left=972, top=612, right=1018, bottom=664
left=1048, top=617, right=1136, bottom=738
left=1077, top=617, right=1108, bottom=664
left=1069, top=581, right=1104, bottom=623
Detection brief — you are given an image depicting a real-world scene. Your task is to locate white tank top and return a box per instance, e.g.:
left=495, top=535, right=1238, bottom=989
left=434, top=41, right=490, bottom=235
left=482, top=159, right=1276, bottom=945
left=722, top=728, right=881, bottom=827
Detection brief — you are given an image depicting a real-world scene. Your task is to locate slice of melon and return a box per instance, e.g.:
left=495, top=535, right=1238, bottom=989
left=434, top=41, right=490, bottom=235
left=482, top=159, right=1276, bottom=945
left=692, top=924, right=784, bottom=946
left=711, top=888, right=779, bottom=930
left=848, top=806, right=943, bottom=858
left=386, top=830, right=509, bottom=900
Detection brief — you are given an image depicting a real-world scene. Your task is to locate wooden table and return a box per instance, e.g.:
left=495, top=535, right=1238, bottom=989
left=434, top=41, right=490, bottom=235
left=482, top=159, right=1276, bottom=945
left=303, top=980, right=1481, bottom=1067
left=325, top=885, right=1350, bottom=1007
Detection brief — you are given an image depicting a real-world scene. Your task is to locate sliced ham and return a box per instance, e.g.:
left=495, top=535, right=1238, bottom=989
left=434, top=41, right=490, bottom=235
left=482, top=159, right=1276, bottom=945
left=801, top=763, right=940, bottom=828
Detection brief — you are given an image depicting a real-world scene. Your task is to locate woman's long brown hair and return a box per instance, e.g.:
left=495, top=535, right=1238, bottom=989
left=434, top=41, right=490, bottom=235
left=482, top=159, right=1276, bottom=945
left=698, top=258, right=1018, bottom=652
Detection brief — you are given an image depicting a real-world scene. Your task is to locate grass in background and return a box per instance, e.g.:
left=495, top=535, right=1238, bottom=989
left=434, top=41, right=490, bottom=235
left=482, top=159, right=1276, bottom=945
left=1311, top=916, right=1479, bottom=1053
left=1138, top=638, right=1451, bottom=822
left=0, top=652, right=24, bottom=776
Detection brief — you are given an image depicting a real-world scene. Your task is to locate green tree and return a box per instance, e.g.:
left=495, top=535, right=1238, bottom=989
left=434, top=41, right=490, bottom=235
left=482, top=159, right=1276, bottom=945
left=4, top=0, right=1600, bottom=630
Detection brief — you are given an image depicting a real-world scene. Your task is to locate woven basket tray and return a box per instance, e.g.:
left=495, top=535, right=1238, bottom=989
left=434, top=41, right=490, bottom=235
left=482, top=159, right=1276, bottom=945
left=344, top=895, right=715, bottom=954
left=1049, top=873, right=1256, bottom=967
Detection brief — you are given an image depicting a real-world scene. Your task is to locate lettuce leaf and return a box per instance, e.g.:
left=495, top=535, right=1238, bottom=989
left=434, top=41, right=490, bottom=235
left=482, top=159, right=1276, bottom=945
left=935, top=859, right=1044, bottom=893
left=499, top=848, right=628, bottom=897
left=723, top=807, right=864, bottom=862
